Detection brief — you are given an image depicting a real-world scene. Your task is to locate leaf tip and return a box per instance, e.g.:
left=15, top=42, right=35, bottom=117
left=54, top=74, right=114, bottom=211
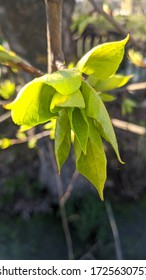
left=117, top=154, right=125, bottom=165
left=123, top=34, right=130, bottom=45
left=56, top=160, right=61, bottom=174
left=3, top=102, right=13, bottom=110
left=99, top=190, right=104, bottom=201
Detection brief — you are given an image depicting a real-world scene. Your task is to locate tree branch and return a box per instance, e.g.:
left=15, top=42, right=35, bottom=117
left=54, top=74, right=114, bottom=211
left=112, top=118, right=146, bottom=135
left=60, top=170, right=79, bottom=205
left=89, top=0, right=143, bottom=50
left=5, top=130, right=51, bottom=146
left=105, top=200, right=123, bottom=259
left=44, top=0, right=73, bottom=259
left=44, top=0, right=65, bottom=73
left=17, top=61, right=44, bottom=77
left=48, top=141, right=74, bottom=260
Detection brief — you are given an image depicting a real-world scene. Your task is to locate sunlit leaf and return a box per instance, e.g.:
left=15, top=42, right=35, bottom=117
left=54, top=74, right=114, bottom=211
left=19, top=125, right=33, bottom=132
left=50, top=90, right=85, bottom=113
left=4, top=81, right=57, bottom=126
left=40, top=68, right=81, bottom=95
left=74, top=118, right=107, bottom=200
left=77, top=35, right=129, bottom=79
left=0, top=138, right=12, bottom=149
left=0, top=45, right=21, bottom=64
left=28, top=138, right=37, bottom=149
left=43, top=120, right=56, bottom=130
left=55, top=109, right=71, bottom=172
left=128, top=49, right=146, bottom=67
left=0, top=80, right=15, bottom=99
left=99, top=93, right=116, bottom=102
left=44, top=119, right=56, bottom=139
left=16, top=131, right=26, bottom=140
left=68, top=108, right=89, bottom=154
left=88, top=74, right=133, bottom=92
left=81, top=81, right=124, bottom=163
left=67, top=62, right=75, bottom=69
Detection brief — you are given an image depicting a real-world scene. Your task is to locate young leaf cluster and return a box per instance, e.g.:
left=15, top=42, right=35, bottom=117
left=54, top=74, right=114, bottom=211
left=4, top=35, right=129, bottom=200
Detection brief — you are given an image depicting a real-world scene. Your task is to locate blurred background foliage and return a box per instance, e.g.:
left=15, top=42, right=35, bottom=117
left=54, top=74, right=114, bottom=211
left=0, top=0, right=146, bottom=259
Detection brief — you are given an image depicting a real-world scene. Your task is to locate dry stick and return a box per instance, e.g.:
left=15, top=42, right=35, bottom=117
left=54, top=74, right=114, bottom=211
left=48, top=141, right=74, bottom=260
left=89, top=0, right=143, bottom=50
left=127, top=82, right=146, bottom=92
left=112, top=118, right=146, bottom=135
left=0, top=111, right=11, bottom=122
left=44, top=0, right=74, bottom=260
left=17, top=61, right=44, bottom=77
left=105, top=200, right=123, bottom=260
left=1, top=130, right=51, bottom=146
left=3, top=59, right=44, bottom=77
left=60, top=170, right=80, bottom=205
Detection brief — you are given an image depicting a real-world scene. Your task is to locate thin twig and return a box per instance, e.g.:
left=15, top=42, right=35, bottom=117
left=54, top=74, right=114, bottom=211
left=127, top=82, right=146, bottom=92
left=17, top=61, right=44, bottom=77
left=48, top=141, right=74, bottom=260
left=0, top=111, right=11, bottom=122
left=89, top=0, right=143, bottom=50
left=112, top=118, right=146, bottom=135
left=60, top=170, right=79, bottom=205
left=105, top=199, right=123, bottom=260
left=0, top=130, right=50, bottom=147
left=2, top=59, right=44, bottom=77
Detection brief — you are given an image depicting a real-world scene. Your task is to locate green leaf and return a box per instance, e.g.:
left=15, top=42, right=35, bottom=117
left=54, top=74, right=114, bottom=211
left=122, top=98, right=137, bottom=116
left=50, top=90, right=85, bottom=113
left=0, top=138, right=12, bottom=149
left=0, top=80, right=15, bottom=99
left=128, top=49, right=146, bottom=67
left=71, top=15, right=94, bottom=35
left=77, top=35, right=129, bottom=79
left=88, top=74, right=133, bottom=92
left=28, top=138, right=37, bottom=149
left=74, top=118, right=107, bottom=200
left=69, top=108, right=89, bottom=154
left=81, top=81, right=124, bottom=163
left=0, top=45, right=21, bottom=64
left=55, top=110, right=71, bottom=172
left=99, top=93, right=116, bottom=102
left=5, top=80, right=57, bottom=126
left=39, top=68, right=81, bottom=95
left=19, top=125, right=33, bottom=132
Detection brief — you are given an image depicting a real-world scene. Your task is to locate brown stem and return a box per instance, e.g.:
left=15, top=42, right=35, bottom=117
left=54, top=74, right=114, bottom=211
left=89, top=0, right=143, bottom=50
left=105, top=200, right=123, bottom=259
left=3, top=59, right=44, bottom=77
left=44, top=0, right=73, bottom=259
left=0, top=130, right=51, bottom=147
left=17, top=61, right=44, bottom=77
left=44, top=0, right=65, bottom=73
left=48, top=141, right=74, bottom=260
left=60, top=170, right=79, bottom=205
